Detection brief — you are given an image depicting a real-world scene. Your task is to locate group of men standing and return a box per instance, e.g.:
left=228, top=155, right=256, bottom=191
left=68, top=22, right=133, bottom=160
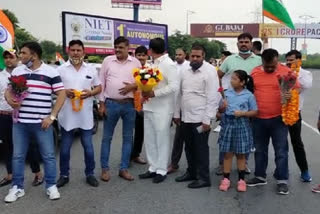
left=0, top=31, right=316, bottom=203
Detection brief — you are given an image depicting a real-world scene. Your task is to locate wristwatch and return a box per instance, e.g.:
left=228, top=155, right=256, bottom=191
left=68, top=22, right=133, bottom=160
left=49, top=115, right=57, bottom=121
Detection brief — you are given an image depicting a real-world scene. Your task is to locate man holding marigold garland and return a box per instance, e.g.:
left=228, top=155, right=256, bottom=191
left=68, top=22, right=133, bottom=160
left=56, top=40, right=101, bottom=188
left=285, top=50, right=313, bottom=183
left=247, top=49, right=300, bottom=195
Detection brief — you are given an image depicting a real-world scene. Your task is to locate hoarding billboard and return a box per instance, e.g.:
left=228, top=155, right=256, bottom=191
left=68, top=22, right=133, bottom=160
left=190, top=24, right=260, bottom=38
left=62, top=12, right=168, bottom=54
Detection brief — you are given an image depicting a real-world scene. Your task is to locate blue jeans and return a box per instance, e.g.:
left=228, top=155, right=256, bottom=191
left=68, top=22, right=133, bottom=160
left=100, top=99, right=135, bottom=170
left=60, top=128, right=95, bottom=177
left=253, top=116, right=289, bottom=183
left=12, top=123, right=56, bottom=189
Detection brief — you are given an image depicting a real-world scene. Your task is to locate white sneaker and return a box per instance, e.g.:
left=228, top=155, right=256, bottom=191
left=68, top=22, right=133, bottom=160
left=4, top=185, right=25, bottom=203
left=46, top=185, right=60, bottom=200
left=213, top=125, right=221, bottom=133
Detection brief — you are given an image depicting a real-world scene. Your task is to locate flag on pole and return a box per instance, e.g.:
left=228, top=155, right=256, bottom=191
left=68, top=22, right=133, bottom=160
left=56, top=52, right=65, bottom=65
left=263, top=0, right=295, bottom=29
left=0, top=9, right=15, bottom=69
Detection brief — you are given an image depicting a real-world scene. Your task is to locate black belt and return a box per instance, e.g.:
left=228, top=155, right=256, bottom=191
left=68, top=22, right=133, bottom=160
left=107, top=98, right=133, bottom=104
left=0, top=110, right=12, bottom=115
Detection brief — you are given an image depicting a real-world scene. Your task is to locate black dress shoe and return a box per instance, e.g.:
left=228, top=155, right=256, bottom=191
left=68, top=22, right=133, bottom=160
left=32, top=175, right=44, bottom=186
left=152, top=174, right=167, bottom=183
left=56, top=176, right=69, bottom=188
left=139, top=171, right=157, bottom=179
left=0, top=178, right=12, bottom=187
left=187, top=180, right=211, bottom=189
left=175, top=172, right=197, bottom=182
left=86, top=175, right=99, bottom=187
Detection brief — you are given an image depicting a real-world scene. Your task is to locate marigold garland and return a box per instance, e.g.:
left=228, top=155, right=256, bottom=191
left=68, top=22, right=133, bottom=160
left=71, top=90, right=83, bottom=112
left=133, top=90, right=142, bottom=112
left=281, top=89, right=299, bottom=125
left=281, top=60, right=301, bottom=125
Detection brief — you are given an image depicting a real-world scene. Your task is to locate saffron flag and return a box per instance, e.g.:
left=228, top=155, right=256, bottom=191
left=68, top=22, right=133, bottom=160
left=0, top=9, right=15, bottom=69
left=56, top=52, right=65, bottom=65
left=263, top=0, right=295, bottom=29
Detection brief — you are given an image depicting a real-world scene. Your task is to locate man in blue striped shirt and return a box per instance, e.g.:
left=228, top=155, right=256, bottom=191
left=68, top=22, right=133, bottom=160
left=4, top=42, right=66, bottom=203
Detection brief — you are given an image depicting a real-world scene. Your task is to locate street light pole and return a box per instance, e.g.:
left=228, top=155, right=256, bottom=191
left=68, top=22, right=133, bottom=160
left=299, top=15, right=315, bottom=45
left=133, top=0, right=140, bottom=22
left=299, top=14, right=315, bottom=60
left=186, top=10, right=195, bottom=34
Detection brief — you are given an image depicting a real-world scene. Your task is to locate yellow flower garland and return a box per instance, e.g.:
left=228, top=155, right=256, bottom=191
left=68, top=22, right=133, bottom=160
left=71, top=90, right=83, bottom=112
left=281, top=61, right=301, bottom=126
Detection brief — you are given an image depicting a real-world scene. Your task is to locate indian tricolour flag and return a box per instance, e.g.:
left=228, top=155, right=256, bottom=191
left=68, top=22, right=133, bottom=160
left=263, top=0, right=295, bottom=29
left=0, top=9, right=15, bottom=69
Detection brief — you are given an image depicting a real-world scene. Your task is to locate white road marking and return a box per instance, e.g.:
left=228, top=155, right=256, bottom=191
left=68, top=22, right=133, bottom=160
left=302, top=120, right=320, bottom=136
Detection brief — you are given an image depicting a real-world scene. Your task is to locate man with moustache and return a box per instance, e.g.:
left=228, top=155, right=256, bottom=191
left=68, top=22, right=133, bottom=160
left=285, top=50, right=313, bottom=182
left=56, top=40, right=102, bottom=188
left=174, top=44, right=220, bottom=188
left=99, top=37, right=141, bottom=182
left=247, top=49, right=297, bottom=195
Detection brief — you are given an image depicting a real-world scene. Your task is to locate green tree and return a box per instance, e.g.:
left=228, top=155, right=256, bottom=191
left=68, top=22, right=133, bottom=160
left=40, top=40, right=58, bottom=61
left=88, top=55, right=103, bottom=63
left=14, top=28, right=38, bottom=49
left=168, top=31, right=226, bottom=61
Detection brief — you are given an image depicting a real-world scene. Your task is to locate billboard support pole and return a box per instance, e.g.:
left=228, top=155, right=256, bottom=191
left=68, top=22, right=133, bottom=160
left=133, top=0, right=139, bottom=22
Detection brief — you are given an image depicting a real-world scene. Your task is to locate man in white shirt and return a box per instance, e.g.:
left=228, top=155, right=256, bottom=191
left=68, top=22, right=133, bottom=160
left=56, top=40, right=101, bottom=188
left=286, top=50, right=313, bottom=182
left=174, top=44, right=220, bottom=188
left=175, top=48, right=190, bottom=72
left=168, top=48, right=190, bottom=174
left=138, top=38, right=179, bottom=183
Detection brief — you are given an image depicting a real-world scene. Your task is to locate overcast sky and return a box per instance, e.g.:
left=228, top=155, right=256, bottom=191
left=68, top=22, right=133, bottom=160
left=1, top=0, right=320, bottom=54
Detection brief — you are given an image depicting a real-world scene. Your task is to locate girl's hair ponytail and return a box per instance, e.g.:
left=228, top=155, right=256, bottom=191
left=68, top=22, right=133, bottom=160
left=233, top=70, right=254, bottom=93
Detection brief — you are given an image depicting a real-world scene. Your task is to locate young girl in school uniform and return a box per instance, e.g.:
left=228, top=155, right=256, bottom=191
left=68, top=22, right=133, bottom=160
left=218, top=70, right=258, bottom=192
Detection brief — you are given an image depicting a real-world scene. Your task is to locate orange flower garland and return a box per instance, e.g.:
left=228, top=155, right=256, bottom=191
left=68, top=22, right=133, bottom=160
left=281, top=61, right=301, bottom=126
left=133, top=90, right=142, bottom=112
left=71, top=90, right=83, bottom=112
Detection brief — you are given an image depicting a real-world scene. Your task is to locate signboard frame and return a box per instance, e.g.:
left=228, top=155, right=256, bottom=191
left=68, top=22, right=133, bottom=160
left=62, top=11, right=168, bottom=55
left=259, top=23, right=320, bottom=39
left=111, top=0, right=162, bottom=5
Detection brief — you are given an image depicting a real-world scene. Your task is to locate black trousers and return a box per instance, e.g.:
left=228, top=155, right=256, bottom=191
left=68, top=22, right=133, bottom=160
left=288, top=112, right=309, bottom=173
left=170, top=124, right=184, bottom=168
left=0, top=114, right=41, bottom=174
left=131, top=111, right=144, bottom=159
left=181, top=122, right=210, bottom=183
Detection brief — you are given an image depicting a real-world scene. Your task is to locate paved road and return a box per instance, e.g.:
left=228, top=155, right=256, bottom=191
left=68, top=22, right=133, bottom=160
left=1, top=70, right=320, bottom=214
